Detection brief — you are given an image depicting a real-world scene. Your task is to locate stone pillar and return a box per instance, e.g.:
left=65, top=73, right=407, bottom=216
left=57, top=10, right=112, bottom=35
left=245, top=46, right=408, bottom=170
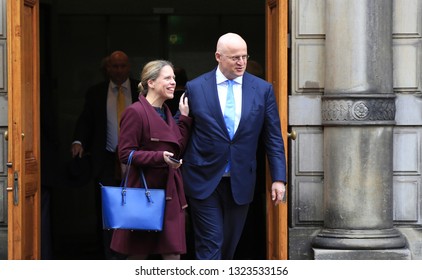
left=312, top=0, right=409, bottom=259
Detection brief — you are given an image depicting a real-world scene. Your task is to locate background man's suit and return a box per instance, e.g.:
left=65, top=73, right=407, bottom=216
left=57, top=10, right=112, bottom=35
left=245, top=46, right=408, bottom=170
left=72, top=77, right=139, bottom=258
left=73, top=78, right=139, bottom=180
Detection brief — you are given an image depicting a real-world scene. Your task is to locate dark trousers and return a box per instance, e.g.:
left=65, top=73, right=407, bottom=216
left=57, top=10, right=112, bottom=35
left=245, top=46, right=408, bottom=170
left=188, top=177, right=249, bottom=260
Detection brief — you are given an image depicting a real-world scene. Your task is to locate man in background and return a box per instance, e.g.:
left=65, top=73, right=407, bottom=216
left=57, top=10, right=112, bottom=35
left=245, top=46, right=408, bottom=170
left=71, top=50, right=139, bottom=259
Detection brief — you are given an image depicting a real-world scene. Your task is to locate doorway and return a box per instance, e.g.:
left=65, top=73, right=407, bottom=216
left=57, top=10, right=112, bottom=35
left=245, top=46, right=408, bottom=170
left=39, top=0, right=267, bottom=260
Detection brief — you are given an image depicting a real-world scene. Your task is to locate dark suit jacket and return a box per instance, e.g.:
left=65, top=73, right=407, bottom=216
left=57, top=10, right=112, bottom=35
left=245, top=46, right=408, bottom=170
left=182, top=69, right=287, bottom=205
left=73, top=78, right=139, bottom=177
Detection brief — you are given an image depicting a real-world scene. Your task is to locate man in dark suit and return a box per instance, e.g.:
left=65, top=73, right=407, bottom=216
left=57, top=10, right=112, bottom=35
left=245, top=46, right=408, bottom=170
left=71, top=50, right=139, bottom=259
left=182, top=33, right=287, bottom=260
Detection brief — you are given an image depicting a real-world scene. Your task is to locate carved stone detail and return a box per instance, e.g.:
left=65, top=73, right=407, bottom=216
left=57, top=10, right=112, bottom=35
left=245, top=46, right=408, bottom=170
left=321, top=95, right=395, bottom=125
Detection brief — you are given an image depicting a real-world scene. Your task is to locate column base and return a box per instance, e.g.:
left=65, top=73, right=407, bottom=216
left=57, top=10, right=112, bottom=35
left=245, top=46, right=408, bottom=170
left=312, top=228, right=406, bottom=249
left=313, top=248, right=411, bottom=260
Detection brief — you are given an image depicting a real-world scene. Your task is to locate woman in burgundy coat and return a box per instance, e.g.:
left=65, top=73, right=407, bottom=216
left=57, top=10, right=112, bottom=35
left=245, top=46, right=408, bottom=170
left=110, top=60, right=191, bottom=260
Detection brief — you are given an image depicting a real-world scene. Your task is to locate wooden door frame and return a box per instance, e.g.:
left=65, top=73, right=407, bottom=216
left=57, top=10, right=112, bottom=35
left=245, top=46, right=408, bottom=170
left=265, top=0, right=288, bottom=260
left=7, top=0, right=41, bottom=259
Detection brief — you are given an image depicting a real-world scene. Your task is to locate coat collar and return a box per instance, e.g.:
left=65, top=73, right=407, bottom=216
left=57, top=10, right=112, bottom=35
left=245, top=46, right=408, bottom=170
left=138, top=95, right=182, bottom=144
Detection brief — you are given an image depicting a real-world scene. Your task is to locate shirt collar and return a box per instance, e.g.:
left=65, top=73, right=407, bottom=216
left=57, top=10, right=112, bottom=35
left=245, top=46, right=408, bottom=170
left=216, top=67, right=243, bottom=85
left=110, top=78, right=130, bottom=90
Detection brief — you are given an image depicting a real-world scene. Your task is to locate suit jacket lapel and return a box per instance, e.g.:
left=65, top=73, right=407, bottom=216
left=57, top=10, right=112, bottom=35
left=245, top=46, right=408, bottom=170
left=202, top=70, right=228, bottom=132
left=99, top=81, right=109, bottom=130
left=200, top=70, right=257, bottom=140
left=236, top=73, right=255, bottom=138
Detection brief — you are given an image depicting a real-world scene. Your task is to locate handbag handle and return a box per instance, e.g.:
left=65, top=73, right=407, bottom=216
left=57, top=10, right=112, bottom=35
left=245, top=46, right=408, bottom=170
left=121, top=150, right=154, bottom=203
left=121, top=150, right=135, bottom=188
left=140, top=169, right=153, bottom=203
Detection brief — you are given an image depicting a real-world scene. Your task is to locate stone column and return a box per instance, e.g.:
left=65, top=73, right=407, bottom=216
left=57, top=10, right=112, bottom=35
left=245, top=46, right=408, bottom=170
left=312, top=0, right=409, bottom=259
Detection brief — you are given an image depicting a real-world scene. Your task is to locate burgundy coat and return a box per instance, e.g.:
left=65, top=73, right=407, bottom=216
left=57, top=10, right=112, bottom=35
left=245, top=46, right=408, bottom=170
left=110, top=95, right=192, bottom=255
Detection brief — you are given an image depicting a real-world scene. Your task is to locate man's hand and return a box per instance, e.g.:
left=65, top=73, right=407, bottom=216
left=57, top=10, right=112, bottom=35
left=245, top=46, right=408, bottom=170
left=271, top=181, right=286, bottom=206
left=71, top=142, right=84, bottom=158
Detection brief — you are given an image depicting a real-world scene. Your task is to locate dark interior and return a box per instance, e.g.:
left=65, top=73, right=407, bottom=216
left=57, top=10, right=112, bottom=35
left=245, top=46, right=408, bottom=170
left=39, top=0, right=267, bottom=259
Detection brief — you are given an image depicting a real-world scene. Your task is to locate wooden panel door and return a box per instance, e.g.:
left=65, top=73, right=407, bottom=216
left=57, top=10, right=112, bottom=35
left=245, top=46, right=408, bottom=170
left=265, top=0, right=289, bottom=260
left=7, top=0, right=40, bottom=259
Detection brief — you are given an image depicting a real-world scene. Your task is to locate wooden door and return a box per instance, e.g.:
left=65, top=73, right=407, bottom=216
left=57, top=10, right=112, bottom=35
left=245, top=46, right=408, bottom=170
left=265, top=0, right=289, bottom=260
left=7, top=0, right=40, bottom=259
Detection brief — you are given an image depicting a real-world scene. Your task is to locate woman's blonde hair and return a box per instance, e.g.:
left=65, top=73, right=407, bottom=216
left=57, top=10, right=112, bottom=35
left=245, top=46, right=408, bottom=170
left=138, top=60, right=174, bottom=95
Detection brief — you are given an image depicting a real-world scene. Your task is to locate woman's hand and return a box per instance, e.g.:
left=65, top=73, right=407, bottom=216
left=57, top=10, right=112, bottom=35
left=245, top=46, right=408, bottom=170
left=179, top=92, right=189, bottom=116
left=163, top=151, right=183, bottom=169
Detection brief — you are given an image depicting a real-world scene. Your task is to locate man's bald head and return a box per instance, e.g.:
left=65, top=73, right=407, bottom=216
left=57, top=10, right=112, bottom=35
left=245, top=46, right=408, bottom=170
left=108, top=50, right=131, bottom=85
left=215, top=33, right=248, bottom=80
left=216, top=33, right=247, bottom=54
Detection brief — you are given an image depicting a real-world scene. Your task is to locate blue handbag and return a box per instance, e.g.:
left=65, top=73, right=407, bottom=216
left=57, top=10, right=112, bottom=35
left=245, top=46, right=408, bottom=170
left=101, top=150, right=166, bottom=231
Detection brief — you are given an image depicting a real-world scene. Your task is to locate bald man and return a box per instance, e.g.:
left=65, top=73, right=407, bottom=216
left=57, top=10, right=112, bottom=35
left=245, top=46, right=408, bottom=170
left=71, top=50, right=139, bottom=259
left=182, top=33, right=287, bottom=259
